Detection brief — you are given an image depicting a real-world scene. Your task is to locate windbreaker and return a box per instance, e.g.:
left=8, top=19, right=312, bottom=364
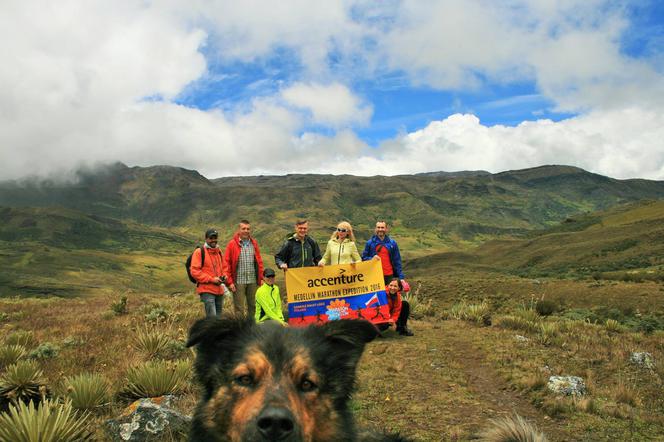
left=255, top=283, right=285, bottom=324
left=361, top=235, right=405, bottom=279
left=190, top=246, right=225, bottom=295
left=319, top=237, right=361, bottom=265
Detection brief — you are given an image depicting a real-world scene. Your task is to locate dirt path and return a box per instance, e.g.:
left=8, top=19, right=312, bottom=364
left=355, top=320, right=575, bottom=441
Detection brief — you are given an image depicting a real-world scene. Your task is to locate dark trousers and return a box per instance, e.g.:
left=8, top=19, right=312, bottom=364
left=377, top=300, right=410, bottom=332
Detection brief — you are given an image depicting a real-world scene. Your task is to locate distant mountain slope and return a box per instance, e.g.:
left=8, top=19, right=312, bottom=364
left=1, top=163, right=663, bottom=254
left=407, top=200, right=664, bottom=279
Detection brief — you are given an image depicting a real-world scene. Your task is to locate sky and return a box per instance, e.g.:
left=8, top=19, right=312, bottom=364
left=1, top=0, right=663, bottom=181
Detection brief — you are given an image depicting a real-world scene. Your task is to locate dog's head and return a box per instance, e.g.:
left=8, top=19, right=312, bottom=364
left=187, top=318, right=379, bottom=442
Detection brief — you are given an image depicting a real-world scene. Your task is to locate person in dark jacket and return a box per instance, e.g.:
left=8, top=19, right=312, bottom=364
left=275, top=220, right=322, bottom=270
left=223, top=219, right=265, bottom=319
left=361, top=221, right=405, bottom=285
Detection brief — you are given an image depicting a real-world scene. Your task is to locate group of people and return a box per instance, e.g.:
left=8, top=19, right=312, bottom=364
left=189, top=219, right=413, bottom=336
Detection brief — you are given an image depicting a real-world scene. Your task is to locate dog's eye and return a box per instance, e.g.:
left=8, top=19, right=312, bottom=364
left=300, top=379, right=317, bottom=392
left=235, top=375, right=254, bottom=387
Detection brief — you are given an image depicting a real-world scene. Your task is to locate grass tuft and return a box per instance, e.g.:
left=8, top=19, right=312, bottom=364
left=0, top=399, right=92, bottom=441
left=479, top=414, right=548, bottom=442
left=0, top=345, right=27, bottom=369
left=62, top=373, right=109, bottom=411
left=4, top=331, right=35, bottom=348
left=403, top=291, right=436, bottom=319
left=134, top=327, right=173, bottom=359
left=122, top=359, right=192, bottom=399
left=0, top=360, right=46, bottom=405
left=449, top=301, right=491, bottom=326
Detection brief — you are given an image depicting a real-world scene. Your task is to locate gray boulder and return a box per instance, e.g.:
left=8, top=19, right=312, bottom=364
left=547, top=375, right=586, bottom=396
left=105, top=396, right=191, bottom=441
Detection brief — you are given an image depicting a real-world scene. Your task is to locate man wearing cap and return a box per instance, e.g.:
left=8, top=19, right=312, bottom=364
left=190, top=228, right=226, bottom=317
left=362, top=221, right=406, bottom=285
left=275, top=220, right=322, bottom=270
left=223, top=219, right=265, bottom=318
left=254, top=268, right=285, bottom=324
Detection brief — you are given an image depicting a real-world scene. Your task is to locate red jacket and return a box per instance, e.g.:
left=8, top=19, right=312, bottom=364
left=191, top=246, right=225, bottom=295
left=222, top=234, right=264, bottom=286
left=385, top=285, right=403, bottom=323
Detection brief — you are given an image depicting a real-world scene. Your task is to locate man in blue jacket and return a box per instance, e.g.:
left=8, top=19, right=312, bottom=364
left=362, top=221, right=405, bottom=285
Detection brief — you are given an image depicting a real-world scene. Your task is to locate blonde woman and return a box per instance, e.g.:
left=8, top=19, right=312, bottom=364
left=318, top=221, right=361, bottom=266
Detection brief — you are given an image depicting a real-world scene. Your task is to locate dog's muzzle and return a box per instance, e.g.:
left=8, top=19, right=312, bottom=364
left=255, top=406, right=300, bottom=441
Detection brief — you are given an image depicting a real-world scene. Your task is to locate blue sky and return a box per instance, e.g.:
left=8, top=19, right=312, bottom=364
left=1, top=0, right=663, bottom=180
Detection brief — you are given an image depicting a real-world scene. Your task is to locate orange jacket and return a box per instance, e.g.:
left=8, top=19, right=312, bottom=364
left=190, top=246, right=225, bottom=295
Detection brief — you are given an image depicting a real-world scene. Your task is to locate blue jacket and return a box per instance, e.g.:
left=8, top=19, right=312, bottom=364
left=361, top=235, right=404, bottom=279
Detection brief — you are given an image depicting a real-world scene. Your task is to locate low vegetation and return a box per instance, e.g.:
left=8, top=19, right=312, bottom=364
left=0, top=399, right=92, bottom=441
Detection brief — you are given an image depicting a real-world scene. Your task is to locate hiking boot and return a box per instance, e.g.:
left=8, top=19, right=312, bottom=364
left=397, top=328, right=414, bottom=336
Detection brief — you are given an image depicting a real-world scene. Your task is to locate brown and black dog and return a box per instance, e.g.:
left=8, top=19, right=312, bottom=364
left=187, top=318, right=408, bottom=442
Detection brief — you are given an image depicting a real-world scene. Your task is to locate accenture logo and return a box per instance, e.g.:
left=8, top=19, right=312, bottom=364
left=306, top=268, right=365, bottom=288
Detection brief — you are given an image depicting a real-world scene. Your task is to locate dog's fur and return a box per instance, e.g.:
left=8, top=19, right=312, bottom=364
left=187, top=318, right=407, bottom=442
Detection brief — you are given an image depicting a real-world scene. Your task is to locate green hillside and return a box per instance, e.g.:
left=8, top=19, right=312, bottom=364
left=408, top=200, right=664, bottom=280
left=0, top=207, right=194, bottom=298
left=1, top=164, right=663, bottom=256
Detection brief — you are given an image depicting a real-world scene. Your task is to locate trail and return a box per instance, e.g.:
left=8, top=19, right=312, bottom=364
left=356, top=320, right=575, bottom=441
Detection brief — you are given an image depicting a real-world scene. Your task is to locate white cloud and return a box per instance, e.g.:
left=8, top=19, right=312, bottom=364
left=0, top=0, right=663, bottom=182
left=282, top=83, right=372, bottom=127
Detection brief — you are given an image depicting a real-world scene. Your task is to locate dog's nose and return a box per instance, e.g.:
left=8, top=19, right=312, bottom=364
left=256, top=406, right=295, bottom=440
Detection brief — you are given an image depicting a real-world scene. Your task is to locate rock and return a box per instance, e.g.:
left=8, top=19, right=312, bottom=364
left=630, top=352, right=655, bottom=369
left=105, top=396, right=191, bottom=441
left=514, top=335, right=529, bottom=342
left=547, top=376, right=586, bottom=396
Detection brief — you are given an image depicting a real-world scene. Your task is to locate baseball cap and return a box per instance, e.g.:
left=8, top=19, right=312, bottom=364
left=263, top=268, right=276, bottom=278
left=205, top=228, right=218, bottom=238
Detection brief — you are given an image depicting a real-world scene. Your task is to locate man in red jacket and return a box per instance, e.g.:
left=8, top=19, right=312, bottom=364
left=223, top=219, right=264, bottom=318
left=191, top=228, right=226, bottom=317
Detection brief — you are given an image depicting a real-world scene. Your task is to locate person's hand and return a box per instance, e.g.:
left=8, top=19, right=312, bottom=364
left=212, top=277, right=223, bottom=285
left=372, top=255, right=381, bottom=261
left=229, top=283, right=237, bottom=292
left=318, top=261, right=325, bottom=267
left=279, top=263, right=288, bottom=270
left=350, top=261, right=357, bottom=267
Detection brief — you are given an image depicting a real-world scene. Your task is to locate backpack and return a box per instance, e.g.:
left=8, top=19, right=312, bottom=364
left=185, top=246, right=205, bottom=284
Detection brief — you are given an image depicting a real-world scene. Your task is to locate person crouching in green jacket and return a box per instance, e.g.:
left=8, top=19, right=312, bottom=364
left=255, top=268, right=286, bottom=324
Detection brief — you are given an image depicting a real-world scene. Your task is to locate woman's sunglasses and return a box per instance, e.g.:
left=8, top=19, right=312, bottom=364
left=336, top=228, right=348, bottom=232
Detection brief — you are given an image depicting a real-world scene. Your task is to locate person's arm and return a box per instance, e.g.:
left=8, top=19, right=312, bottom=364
left=319, top=240, right=331, bottom=266
left=391, top=293, right=402, bottom=324
left=275, top=241, right=290, bottom=269
left=361, top=240, right=372, bottom=261
left=391, top=241, right=405, bottom=279
left=312, top=239, right=322, bottom=266
left=222, top=241, right=236, bottom=291
left=253, top=239, right=264, bottom=285
left=350, top=242, right=361, bottom=263
left=191, top=248, right=217, bottom=284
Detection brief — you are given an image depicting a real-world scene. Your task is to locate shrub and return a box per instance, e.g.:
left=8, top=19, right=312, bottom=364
left=0, top=360, right=46, bottom=405
left=535, top=299, right=557, bottom=316
left=515, top=308, right=540, bottom=323
left=62, top=373, right=109, bottom=411
left=496, top=315, right=539, bottom=333
left=0, top=345, right=26, bottom=369
left=110, top=296, right=128, bottom=316
left=0, top=399, right=92, bottom=441
left=29, top=343, right=59, bottom=360
left=605, top=319, right=625, bottom=333
left=479, top=414, right=548, bottom=442
left=122, top=359, right=192, bottom=399
left=134, top=327, right=172, bottom=359
left=145, top=306, right=169, bottom=323
left=403, top=292, right=436, bottom=319
left=537, top=322, right=559, bottom=346
left=5, top=331, right=35, bottom=348
left=448, top=301, right=491, bottom=325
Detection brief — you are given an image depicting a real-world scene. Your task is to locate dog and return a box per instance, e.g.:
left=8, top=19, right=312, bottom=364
left=186, top=318, right=409, bottom=442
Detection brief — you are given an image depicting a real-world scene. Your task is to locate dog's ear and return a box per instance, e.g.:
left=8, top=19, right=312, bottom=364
left=186, top=317, right=252, bottom=349
left=322, top=319, right=379, bottom=347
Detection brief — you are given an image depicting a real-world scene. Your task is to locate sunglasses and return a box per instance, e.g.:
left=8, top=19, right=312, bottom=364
left=336, top=228, right=348, bottom=232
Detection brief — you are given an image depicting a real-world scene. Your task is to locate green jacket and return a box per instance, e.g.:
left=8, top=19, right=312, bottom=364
left=319, top=238, right=361, bottom=265
left=255, top=283, right=285, bottom=324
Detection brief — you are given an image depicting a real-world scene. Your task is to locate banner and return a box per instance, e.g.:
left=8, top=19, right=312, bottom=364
left=286, top=259, right=390, bottom=326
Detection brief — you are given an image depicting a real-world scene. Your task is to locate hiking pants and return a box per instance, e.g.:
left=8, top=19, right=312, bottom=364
left=233, top=283, right=257, bottom=318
